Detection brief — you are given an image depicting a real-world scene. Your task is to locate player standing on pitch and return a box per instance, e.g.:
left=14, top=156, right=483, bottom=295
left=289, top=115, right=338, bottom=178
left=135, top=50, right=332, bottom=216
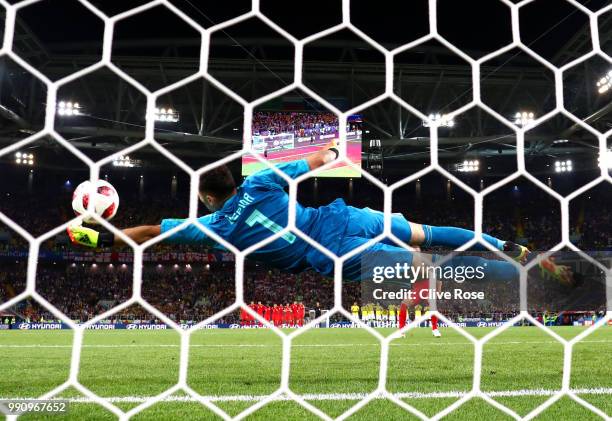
left=67, top=143, right=572, bottom=302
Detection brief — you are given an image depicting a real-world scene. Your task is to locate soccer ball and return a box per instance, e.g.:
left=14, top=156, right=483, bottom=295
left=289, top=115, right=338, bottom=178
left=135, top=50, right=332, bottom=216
left=72, top=180, right=119, bottom=224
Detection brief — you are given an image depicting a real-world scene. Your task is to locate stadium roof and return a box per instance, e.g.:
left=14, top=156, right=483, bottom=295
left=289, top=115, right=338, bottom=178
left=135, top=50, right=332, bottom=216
left=0, top=0, right=610, bottom=174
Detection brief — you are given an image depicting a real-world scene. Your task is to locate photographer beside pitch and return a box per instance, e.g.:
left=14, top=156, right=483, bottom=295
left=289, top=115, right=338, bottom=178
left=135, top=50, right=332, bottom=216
left=67, top=143, right=572, bottom=293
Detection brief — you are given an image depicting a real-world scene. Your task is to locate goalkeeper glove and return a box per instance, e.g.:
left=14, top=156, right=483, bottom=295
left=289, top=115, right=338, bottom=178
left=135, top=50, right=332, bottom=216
left=67, top=224, right=114, bottom=248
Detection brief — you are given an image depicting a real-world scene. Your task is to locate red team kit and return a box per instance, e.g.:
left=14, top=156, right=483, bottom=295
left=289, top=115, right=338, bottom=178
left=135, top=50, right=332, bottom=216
left=240, top=302, right=306, bottom=327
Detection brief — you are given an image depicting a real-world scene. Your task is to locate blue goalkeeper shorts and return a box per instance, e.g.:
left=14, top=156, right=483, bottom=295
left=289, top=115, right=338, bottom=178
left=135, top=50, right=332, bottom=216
left=339, top=206, right=415, bottom=282
left=344, top=206, right=412, bottom=242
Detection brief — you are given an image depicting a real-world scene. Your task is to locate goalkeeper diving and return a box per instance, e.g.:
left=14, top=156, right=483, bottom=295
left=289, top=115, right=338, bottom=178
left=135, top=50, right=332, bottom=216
left=67, top=144, right=573, bottom=287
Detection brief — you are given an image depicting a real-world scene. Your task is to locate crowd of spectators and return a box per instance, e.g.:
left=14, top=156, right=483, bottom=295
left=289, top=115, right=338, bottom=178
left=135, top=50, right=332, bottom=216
left=0, top=191, right=190, bottom=241
left=2, top=250, right=605, bottom=325
left=572, top=206, right=612, bottom=251
left=252, top=112, right=340, bottom=137
left=1, top=167, right=609, bottom=252
left=1, top=263, right=237, bottom=323
left=0, top=166, right=609, bottom=325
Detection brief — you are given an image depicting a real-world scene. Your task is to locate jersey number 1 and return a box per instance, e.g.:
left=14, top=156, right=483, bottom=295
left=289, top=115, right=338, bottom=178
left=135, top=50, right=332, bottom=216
left=245, top=209, right=296, bottom=244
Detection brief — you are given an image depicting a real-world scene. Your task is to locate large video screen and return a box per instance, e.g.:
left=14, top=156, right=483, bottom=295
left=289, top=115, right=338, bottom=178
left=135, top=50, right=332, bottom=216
left=241, top=111, right=362, bottom=177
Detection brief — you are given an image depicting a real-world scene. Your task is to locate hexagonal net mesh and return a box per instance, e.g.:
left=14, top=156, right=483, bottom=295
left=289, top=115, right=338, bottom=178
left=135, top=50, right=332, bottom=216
left=0, top=0, right=611, bottom=419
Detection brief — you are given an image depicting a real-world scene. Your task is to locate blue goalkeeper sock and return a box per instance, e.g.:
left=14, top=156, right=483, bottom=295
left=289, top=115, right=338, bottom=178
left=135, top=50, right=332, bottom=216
left=422, top=225, right=505, bottom=251
left=434, top=255, right=519, bottom=282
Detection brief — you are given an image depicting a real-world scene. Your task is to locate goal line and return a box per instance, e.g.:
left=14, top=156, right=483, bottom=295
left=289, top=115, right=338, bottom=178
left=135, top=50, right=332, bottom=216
left=4, top=388, right=612, bottom=403
left=0, top=339, right=611, bottom=349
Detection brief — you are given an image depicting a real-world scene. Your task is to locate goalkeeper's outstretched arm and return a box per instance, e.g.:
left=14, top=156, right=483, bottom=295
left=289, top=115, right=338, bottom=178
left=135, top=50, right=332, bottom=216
left=68, top=143, right=338, bottom=249
left=119, top=225, right=161, bottom=245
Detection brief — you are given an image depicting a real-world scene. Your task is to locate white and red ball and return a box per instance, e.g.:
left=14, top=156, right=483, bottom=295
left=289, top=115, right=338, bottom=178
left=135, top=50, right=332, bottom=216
left=72, top=180, right=119, bottom=224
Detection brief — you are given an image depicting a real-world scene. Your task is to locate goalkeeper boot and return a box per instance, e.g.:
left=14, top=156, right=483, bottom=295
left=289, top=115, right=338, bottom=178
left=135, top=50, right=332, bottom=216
left=503, top=241, right=530, bottom=263
left=432, top=329, right=441, bottom=338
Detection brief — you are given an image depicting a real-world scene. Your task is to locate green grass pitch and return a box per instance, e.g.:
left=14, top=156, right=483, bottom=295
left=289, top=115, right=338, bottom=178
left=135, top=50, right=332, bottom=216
left=1, top=326, right=610, bottom=420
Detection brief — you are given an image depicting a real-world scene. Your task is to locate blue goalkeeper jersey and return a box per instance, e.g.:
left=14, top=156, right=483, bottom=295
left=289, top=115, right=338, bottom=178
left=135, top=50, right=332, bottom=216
left=160, top=160, right=347, bottom=275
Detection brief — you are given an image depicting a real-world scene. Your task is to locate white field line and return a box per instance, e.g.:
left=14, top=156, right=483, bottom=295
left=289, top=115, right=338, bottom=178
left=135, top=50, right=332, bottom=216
left=3, top=388, right=612, bottom=403
left=1, top=339, right=612, bottom=349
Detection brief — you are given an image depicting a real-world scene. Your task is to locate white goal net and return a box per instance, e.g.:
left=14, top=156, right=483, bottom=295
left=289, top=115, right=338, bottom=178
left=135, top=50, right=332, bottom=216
left=0, top=0, right=611, bottom=419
